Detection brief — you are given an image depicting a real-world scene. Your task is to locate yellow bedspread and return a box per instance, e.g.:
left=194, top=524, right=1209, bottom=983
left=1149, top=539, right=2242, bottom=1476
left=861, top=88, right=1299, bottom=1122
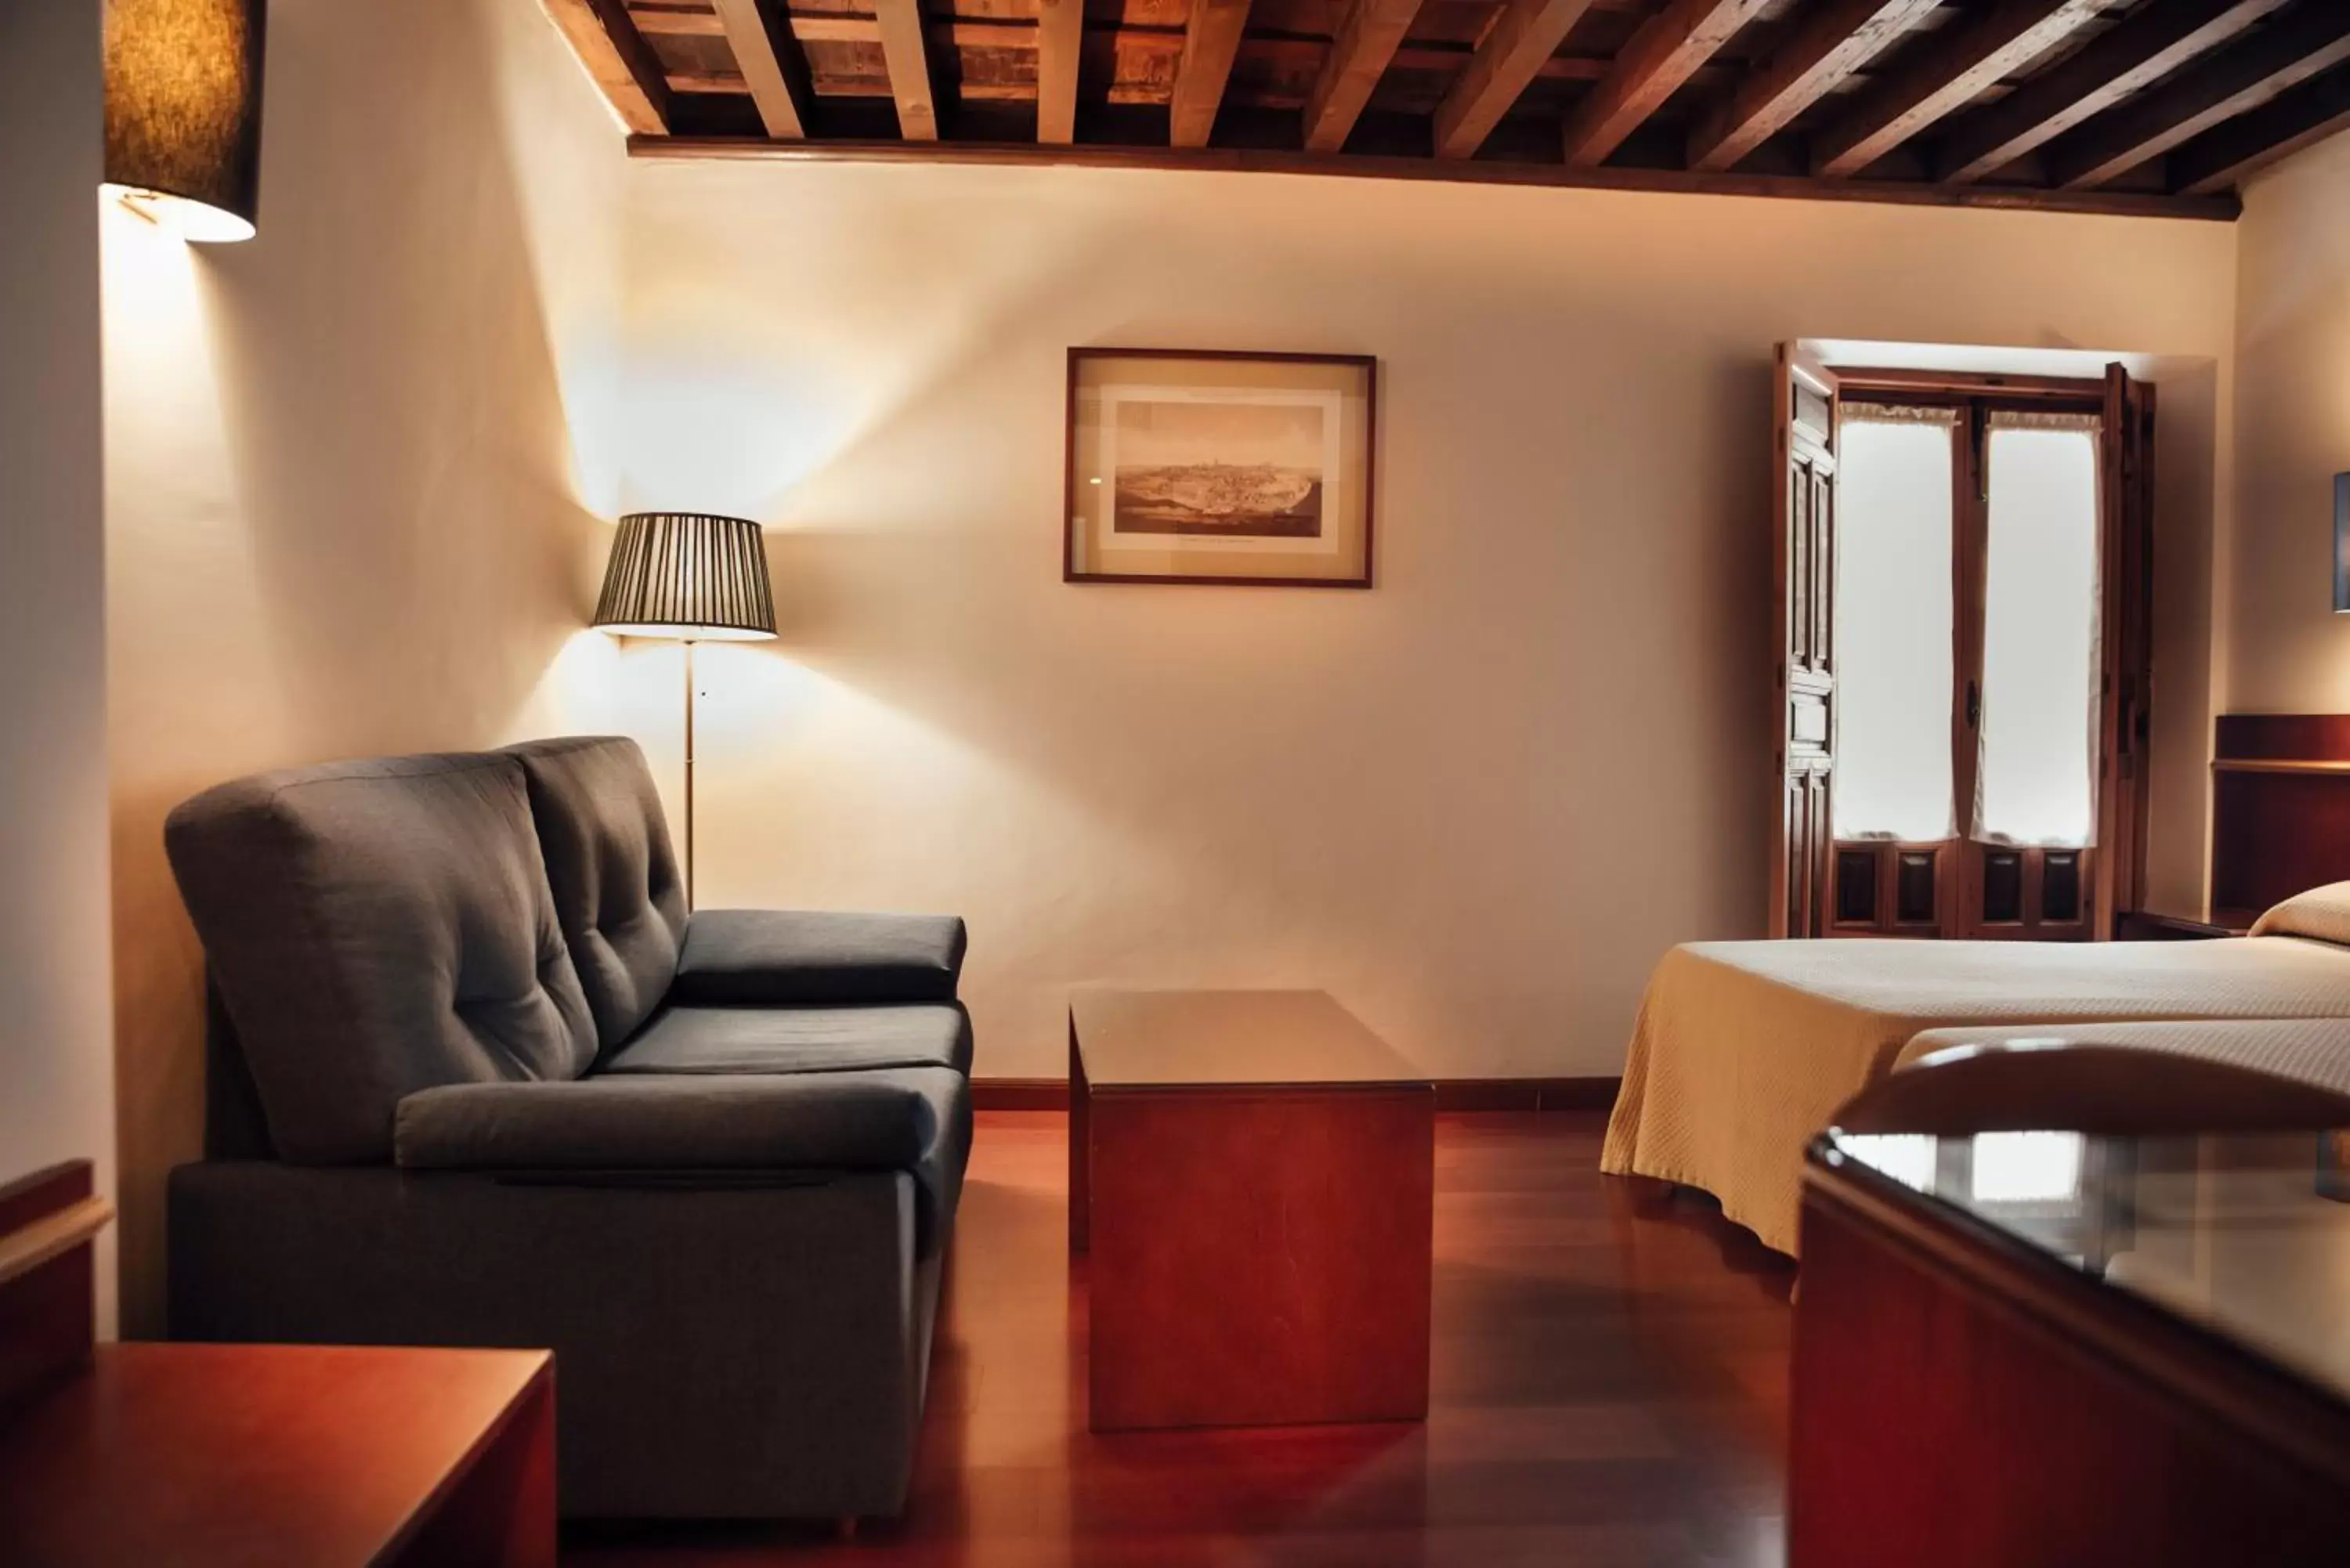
left=1600, top=937, right=2350, bottom=1256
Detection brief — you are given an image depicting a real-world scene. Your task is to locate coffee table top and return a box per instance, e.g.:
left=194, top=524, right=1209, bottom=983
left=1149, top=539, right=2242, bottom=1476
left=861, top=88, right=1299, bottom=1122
left=1069, top=989, right=1426, bottom=1089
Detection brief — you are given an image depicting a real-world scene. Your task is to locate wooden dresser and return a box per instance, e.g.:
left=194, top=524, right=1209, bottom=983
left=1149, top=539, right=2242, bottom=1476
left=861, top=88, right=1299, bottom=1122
left=0, top=1160, right=555, bottom=1567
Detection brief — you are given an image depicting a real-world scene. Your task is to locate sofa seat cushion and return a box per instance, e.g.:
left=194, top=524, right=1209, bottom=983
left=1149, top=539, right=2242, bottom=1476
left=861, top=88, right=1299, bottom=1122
left=394, top=1067, right=971, bottom=1241
left=599, top=1003, right=974, bottom=1078
left=672, top=910, right=967, bottom=1007
left=164, top=752, right=599, bottom=1165
left=504, top=738, right=687, bottom=1050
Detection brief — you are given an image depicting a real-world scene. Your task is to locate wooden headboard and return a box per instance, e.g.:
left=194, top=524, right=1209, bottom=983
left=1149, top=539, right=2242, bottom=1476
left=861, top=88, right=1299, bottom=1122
left=2213, top=714, right=2350, bottom=929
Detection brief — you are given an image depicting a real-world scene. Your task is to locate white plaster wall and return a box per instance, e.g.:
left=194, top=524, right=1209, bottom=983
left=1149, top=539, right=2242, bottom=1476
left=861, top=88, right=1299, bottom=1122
left=2229, top=132, right=2350, bottom=716
left=619, top=160, right=2240, bottom=1082
left=0, top=0, right=117, bottom=1330
left=102, top=0, right=631, bottom=1332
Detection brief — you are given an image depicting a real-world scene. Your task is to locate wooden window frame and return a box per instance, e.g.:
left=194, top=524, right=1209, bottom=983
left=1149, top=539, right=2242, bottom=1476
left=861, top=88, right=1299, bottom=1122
left=1824, top=368, right=2148, bottom=941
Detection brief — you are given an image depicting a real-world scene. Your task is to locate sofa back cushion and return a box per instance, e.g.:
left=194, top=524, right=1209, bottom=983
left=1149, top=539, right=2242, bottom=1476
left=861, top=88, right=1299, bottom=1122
left=164, top=752, right=598, bottom=1163
left=503, top=736, right=686, bottom=1050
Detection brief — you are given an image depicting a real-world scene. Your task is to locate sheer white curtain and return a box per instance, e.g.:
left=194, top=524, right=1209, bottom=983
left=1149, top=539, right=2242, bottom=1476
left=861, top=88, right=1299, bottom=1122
left=1976, top=413, right=2102, bottom=848
left=1832, top=406, right=1958, bottom=842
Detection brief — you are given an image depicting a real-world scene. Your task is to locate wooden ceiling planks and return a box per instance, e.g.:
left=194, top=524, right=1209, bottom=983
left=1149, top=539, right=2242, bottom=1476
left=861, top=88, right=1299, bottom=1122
left=1683, top=0, right=1940, bottom=172
left=2043, top=2, right=2350, bottom=188
left=1810, top=0, right=2108, bottom=178
left=543, top=0, right=674, bottom=132
left=711, top=0, right=815, bottom=135
left=1934, top=0, right=2285, bottom=182
left=1305, top=0, right=1431, bottom=150
left=871, top=0, right=943, bottom=137
left=1036, top=0, right=1086, bottom=139
left=1563, top=0, right=1770, bottom=166
left=548, top=0, right=2350, bottom=217
left=1432, top=0, right=1602, bottom=157
left=1170, top=0, right=1255, bottom=145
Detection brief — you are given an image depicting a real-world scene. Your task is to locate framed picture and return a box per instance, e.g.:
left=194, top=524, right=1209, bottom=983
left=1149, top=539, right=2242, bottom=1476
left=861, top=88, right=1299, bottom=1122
left=1064, top=348, right=1377, bottom=587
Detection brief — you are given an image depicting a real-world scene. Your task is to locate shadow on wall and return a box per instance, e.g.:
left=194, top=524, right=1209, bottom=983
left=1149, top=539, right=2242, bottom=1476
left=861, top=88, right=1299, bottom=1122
left=103, top=0, right=624, bottom=1337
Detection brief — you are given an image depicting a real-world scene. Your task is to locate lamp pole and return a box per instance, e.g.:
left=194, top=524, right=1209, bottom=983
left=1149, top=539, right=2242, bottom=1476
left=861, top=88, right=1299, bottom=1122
left=683, top=639, right=697, bottom=909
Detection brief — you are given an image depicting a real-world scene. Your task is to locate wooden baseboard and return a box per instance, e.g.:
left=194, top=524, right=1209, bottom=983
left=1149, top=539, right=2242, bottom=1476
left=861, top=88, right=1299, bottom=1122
left=971, top=1077, right=1619, bottom=1112
left=970, top=1078, right=1074, bottom=1111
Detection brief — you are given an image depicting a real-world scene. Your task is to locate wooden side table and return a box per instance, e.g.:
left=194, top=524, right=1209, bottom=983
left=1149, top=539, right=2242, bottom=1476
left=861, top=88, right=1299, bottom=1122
left=0, top=1161, right=555, bottom=1567
left=1069, top=989, right=1434, bottom=1432
left=1791, top=1062, right=2350, bottom=1568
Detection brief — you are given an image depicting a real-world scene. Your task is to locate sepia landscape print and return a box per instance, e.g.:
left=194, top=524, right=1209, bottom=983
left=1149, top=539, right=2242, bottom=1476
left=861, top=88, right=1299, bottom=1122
left=1112, top=397, right=1325, bottom=537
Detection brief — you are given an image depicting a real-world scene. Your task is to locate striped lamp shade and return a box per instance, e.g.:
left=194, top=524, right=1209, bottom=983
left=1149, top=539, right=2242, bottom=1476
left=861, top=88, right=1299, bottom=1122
left=592, top=513, right=778, bottom=641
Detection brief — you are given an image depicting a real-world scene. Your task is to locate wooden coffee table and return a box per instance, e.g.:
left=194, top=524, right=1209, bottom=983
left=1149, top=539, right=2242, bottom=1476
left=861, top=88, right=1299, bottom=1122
left=1068, top=988, right=1434, bottom=1432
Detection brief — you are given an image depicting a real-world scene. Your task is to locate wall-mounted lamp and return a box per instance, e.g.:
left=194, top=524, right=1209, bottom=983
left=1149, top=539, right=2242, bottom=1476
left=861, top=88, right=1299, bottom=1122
left=592, top=513, right=779, bottom=907
left=103, top=0, right=267, bottom=244
left=2336, top=474, right=2349, bottom=613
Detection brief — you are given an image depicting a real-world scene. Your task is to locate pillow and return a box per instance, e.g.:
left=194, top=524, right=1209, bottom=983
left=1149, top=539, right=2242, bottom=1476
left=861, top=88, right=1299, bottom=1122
left=2249, top=882, right=2350, bottom=946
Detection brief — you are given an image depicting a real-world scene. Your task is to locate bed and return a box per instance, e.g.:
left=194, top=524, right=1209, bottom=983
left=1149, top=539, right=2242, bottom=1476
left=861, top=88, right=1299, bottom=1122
left=1600, top=885, right=2350, bottom=1255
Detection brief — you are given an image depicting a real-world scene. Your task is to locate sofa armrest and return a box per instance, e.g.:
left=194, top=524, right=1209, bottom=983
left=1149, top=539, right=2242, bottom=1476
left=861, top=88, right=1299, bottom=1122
left=395, top=1068, right=961, bottom=1174
left=670, top=909, right=967, bottom=1006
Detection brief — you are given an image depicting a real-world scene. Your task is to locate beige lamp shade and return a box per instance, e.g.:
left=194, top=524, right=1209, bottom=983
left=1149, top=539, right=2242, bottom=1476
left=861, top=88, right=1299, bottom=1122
left=593, top=513, right=779, bottom=641
left=103, top=0, right=268, bottom=243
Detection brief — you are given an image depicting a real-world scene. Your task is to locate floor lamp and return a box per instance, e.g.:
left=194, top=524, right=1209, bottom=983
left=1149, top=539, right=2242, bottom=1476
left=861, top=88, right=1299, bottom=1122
left=591, top=511, right=777, bottom=907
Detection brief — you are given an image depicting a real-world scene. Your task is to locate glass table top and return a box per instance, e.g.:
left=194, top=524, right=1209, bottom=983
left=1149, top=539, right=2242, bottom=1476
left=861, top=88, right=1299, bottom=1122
left=1819, top=1125, right=2350, bottom=1405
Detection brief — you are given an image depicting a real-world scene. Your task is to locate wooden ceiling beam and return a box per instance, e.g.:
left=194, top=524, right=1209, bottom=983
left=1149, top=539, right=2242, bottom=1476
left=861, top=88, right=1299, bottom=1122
left=710, top=0, right=812, bottom=138
left=1036, top=0, right=1084, bottom=143
left=540, top=0, right=671, bottom=134
left=1936, top=0, right=2284, bottom=183
left=1304, top=0, right=1429, bottom=153
left=1170, top=0, right=1253, bottom=147
left=1432, top=0, right=1599, bottom=159
left=1813, top=0, right=2105, bottom=178
left=1562, top=0, right=1766, bottom=168
left=1685, top=0, right=1936, bottom=172
left=2045, top=5, right=2350, bottom=190
left=873, top=0, right=942, bottom=140
left=2169, top=59, right=2350, bottom=196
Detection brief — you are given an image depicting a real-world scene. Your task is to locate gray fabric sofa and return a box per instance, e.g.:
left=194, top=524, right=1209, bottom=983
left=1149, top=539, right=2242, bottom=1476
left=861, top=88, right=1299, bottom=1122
left=161, top=736, right=971, bottom=1521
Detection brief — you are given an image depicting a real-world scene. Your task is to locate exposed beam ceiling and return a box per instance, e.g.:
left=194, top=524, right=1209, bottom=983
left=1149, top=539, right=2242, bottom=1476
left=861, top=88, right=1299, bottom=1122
left=1035, top=0, right=1083, bottom=144
left=2045, top=5, right=2350, bottom=189
left=2169, top=58, right=2350, bottom=195
left=1170, top=0, right=1253, bottom=148
left=872, top=0, right=940, bottom=141
left=1812, top=0, right=2106, bottom=179
left=1684, top=0, right=1939, bottom=174
left=1305, top=0, right=1429, bottom=154
left=1432, top=0, right=1600, bottom=160
left=539, top=0, right=2350, bottom=219
left=542, top=0, right=670, bottom=134
left=710, top=0, right=810, bottom=139
left=1937, top=0, right=2286, bottom=184
left=1564, top=0, right=1768, bottom=168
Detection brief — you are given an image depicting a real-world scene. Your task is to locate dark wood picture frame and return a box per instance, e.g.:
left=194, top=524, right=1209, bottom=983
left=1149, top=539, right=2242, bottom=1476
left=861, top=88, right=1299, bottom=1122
left=1064, top=347, right=1378, bottom=588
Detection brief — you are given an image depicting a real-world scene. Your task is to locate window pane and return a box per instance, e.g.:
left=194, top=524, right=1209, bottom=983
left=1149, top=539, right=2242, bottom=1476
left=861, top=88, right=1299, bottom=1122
left=1833, top=418, right=1955, bottom=840
left=1979, top=426, right=2099, bottom=847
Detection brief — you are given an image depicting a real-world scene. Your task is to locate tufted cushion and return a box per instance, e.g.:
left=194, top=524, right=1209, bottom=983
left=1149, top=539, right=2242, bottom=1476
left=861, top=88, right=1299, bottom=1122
left=164, top=752, right=599, bottom=1164
left=503, top=737, right=687, bottom=1049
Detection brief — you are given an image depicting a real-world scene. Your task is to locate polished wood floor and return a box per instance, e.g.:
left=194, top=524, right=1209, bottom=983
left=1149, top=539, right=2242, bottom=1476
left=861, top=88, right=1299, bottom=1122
left=569, top=1111, right=1795, bottom=1566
